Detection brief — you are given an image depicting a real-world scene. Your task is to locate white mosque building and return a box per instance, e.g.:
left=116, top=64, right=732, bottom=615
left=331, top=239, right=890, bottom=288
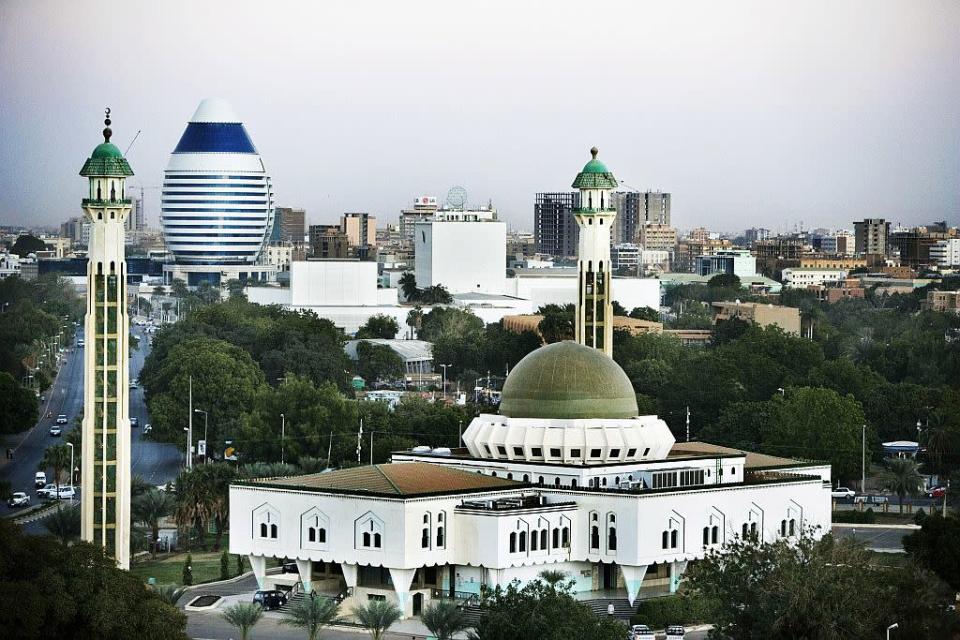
left=228, top=150, right=832, bottom=618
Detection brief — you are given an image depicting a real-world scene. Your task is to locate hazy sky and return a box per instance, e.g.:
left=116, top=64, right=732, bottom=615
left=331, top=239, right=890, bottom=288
left=1, top=0, right=958, bottom=233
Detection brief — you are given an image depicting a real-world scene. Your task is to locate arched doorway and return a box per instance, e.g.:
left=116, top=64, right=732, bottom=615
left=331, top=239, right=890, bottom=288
left=412, top=592, right=424, bottom=616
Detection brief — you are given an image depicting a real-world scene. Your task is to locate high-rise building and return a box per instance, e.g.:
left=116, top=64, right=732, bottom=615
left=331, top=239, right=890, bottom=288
left=572, top=148, right=618, bottom=357
left=743, top=227, right=771, bottom=246
left=340, top=212, right=376, bottom=259
left=125, top=193, right=145, bottom=233
left=853, top=218, right=889, bottom=255
left=399, top=196, right=438, bottom=244
left=930, top=239, right=960, bottom=267
left=638, top=223, right=677, bottom=253
left=309, top=224, right=351, bottom=259
left=611, top=191, right=671, bottom=244
left=272, top=207, right=305, bottom=243
left=161, top=98, right=276, bottom=285
left=534, top=192, right=580, bottom=258
left=78, top=111, right=134, bottom=569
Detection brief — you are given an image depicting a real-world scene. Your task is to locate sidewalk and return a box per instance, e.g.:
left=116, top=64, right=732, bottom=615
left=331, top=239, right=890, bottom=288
left=0, top=356, right=67, bottom=469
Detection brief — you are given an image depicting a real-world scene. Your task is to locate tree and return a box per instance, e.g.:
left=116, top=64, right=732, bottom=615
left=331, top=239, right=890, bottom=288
left=356, top=314, right=400, bottom=339
left=11, top=234, right=48, bottom=257
left=134, top=488, right=175, bottom=557
left=170, top=278, right=189, bottom=299
left=0, top=372, right=38, bottom=435
left=220, top=549, right=230, bottom=580
left=173, top=463, right=235, bottom=550
left=406, top=306, right=423, bottom=338
left=281, top=593, right=340, bottom=640
left=880, top=457, right=924, bottom=514
left=41, top=502, right=80, bottom=544
left=0, top=519, right=189, bottom=640
left=225, top=279, right=246, bottom=299
left=352, top=599, right=400, bottom=640
left=182, top=554, right=193, bottom=586
left=469, top=577, right=626, bottom=640
left=398, top=272, right=419, bottom=301
left=220, top=602, right=263, bottom=640
left=903, top=513, right=960, bottom=590
left=684, top=531, right=956, bottom=639
left=421, top=600, right=469, bottom=640
left=707, top=273, right=741, bottom=289
left=537, top=304, right=574, bottom=343
left=355, top=341, right=403, bottom=383
left=421, top=284, right=453, bottom=305
left=38, top=444, right=71, bottom=495
left=629, top=306, right=660, bottom=322
left=153, top=584, right=187, bottom=606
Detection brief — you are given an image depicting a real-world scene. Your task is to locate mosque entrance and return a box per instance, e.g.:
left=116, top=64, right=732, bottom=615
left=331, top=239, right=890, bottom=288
left=602, top=563, right=616, bottom=590
left=413, top=593, right=423, bottom=616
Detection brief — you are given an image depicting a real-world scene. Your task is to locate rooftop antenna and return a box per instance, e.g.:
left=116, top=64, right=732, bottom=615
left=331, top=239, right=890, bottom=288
left=124, top=129, right=142, bottom=156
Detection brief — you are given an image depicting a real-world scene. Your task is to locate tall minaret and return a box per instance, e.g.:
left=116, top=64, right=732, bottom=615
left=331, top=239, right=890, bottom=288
left=572, top=147, right=618, bottom=357
left=79, top=109, right=134, bottom=569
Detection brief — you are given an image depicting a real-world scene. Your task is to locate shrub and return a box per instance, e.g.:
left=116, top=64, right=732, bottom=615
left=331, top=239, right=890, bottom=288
left=832, top=508, right=877, bottom=524
left=220, top=550, right=230, bottom=580
left=630, top=593, right=709, bottom=629
left=182, top=553, right=193, bottom=586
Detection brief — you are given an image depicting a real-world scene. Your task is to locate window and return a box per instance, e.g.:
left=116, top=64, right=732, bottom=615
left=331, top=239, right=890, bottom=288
left=590, top=448, right=602, bottom=458
left=302, top=510, right=329, bottom=548
left=627, top=448, right=637, bottom=457
left=363, top=532, right=371, bottom=546
left=590, top=526, right=600, bottom=550
left=652, top=471, right=679, bottom=489
left=531, top=448, right=542, bottom=457
left=519, top=531, right=527, bottom=552
left=422, top=528, right=430, bottom=548
left=615, top=477, right=620, bottom=485
left=741, top=523, right=748, bottom=537
left=550, top=448, right=562, bottom=457
left=538, top=476, right=544, bottom=485
left=678, top=469, right=706, bottom=487
left=509, top=532, right=517, bottom=553
left=602, top=478, right=607, bottom=486
left=561, top=526, right=570, bottom=547
left=436, top=526, right=445, bottom=547
left=788, top=519, right=796, bottom=536
left=497, top=446, right=507, bottom=456
left=523, top=474, right=530, bottom=482
left=540, top=529, right=548, bottom=550
left=374, top=533, right=381, bottom=548
left=662, top=530, right=669, bottom=549
left=610, top=448, right=620, bottom=457
left=571, top=479, right=577, bottom=487
left=254, top=505, right=280, bottom=541
left=513, top=447, right=524, bottom=457
left=531, top=531, right=538, bottom=551
left=712, top=525, right=719, bottom=544
left=750, top=522, right=758, bottom=536
left=608, top=527, right=617, bottom=551
left=570, top=448, right=581, bottom=458
left=703, top=527, right=710, bottom=546
left=491, top=472, right=497, bottom=477
left=552, top=527, right=560, bottom=549
left=260, top=523, right=268, bottom=538
left=642, top=447, right=650, bottom=457
left=554, top=477, right=560, bottom=487
left=507, top=473, right=513, bottom=480
left=671, top=530, right=678, bottom=548
left=357, top=513, right=385, bottom=550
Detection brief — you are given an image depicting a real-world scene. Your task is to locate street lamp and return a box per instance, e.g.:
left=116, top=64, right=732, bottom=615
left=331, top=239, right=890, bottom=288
left=440, top=364, right=453, bottom=400
left=66, top=442, right=74, bottom=504
left=280, top=413, right=285, bottom=465
left=886, top=622, right=898, bottom=639
left=194, top=409, right=208, bottom=464
left=776, top=387, right=785, bottom=396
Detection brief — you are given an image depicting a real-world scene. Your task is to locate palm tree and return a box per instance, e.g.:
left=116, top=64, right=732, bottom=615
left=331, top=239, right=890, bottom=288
left=38, top=444, right=71, bottom=497
left=197, top=463, right=236, bottom=550
left=134, top=488, right=175, bottom=557
left=538, top=569, right=568, bottom=589
left=281, top=593, right=340, bottom=640
left=922, top=411, right=957, bottom=474
left=880, top=457, right=925, bottom=514
left=152, top=583, right=186, bottom=606
left=173, top=467, right=211, bottom=550
left=353, top=599, right=401, bottom=640
left=421, top=601, right=469, bottom=640
left=41, top=502, right=80, bottom=544
left=398, top=272, right=419, bottom=302
left=221, top=602, right=263, bottom=640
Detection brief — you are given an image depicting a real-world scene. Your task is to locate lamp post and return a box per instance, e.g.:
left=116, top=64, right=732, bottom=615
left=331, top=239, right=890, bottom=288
left=280, top=413, right=285, bottom=465
left=886, top=622, right=898, bottom=639
left=440, top=364, right=452, bottom=400
left=66, top=442, right=74, bottom=504
left=194, top=409, right=208, bottom=464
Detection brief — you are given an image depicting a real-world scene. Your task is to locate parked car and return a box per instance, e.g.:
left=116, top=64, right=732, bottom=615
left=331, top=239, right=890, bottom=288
left=831, top=487, right=856, bottom=499
left=77, top=339, right=85, bottom=347
left=56, top=414, right=68, bottom=425
left=854, top=494, right=889, bottom=505
left=665, top=626, right=686, bottom=639
left=252, top=590, right=288, bottom=610
left=129, top=381, right=138, bottom=389
left=37, top=483, right=57, bottom=499
left=7, top=492, right=30, bottom=508
left=628, top=625, right=655, bottom=640
left=34, top=472, right=47, bottom=488
left=927, top=486, right=947, bottom=498
left=142, top=423, right=152, bottom=435
left=56, top=486, right=76, bottom=500
left=130, top=417, right=139, bottom=428
left=281, top=562, right=298, bottom=574
left=48, top=425, right=62, bottom=437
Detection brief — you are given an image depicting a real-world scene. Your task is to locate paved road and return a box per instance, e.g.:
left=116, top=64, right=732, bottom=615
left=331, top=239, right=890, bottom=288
left=1, top=324, right=181, bottom=523
left=831, top=524, right=914, bottom=552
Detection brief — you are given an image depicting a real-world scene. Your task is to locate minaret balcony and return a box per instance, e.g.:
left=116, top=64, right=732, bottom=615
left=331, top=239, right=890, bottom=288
left=82, top=198, right=132, bottom=207
left=573, top=207, right=617, bottom=215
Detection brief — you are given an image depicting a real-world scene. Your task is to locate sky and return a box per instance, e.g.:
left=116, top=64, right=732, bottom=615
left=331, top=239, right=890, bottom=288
left=1, top=0, right=958, bottom=234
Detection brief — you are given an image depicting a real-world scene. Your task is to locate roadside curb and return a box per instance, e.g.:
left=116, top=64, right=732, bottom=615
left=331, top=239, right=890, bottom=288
left=832, top=522, right=920, bottom=530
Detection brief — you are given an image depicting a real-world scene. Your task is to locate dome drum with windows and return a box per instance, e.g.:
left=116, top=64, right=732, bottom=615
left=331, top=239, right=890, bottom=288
left=462, top=341, right=675, bottom=464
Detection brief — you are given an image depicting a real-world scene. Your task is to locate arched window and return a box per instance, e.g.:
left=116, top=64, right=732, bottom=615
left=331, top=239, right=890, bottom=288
left=509, top=532, right=517, bottom=553
left=780, top=519, right=787, bottom=537
left=422, top=528, right=429, bottom=548
left=554, top=477, right=560, bottom=486
left=540, top=529, right=548, bottom=550
left=712, top=525, right=719, bottom=544
left=788, top=519, right=796, bottom=536
left=615, top=477, right=620, bottom=485
left=97, top=183, right=102, bottom=200
left=309, top=528, right=316, bottom=542
left=571, top=478, right=577, bottom=487
left=702, top=527, right=709, bottom=546
left=491, top=471, right=497, bottom=477
left=602, top=478, right=607, bottom=486
left=424, top=514, right=429, bottom=524
left=302, top=509, right=329, bottom=549
left=436, top=526, right=445, bottom=547
left=318, top=528, right=326, bottom=543
left=357, top=513, right=385, bottom=550
left=507, top=473, right=513, bottom=480
left=260, top=523, right=268, bottom=538
left=363, top=532, right=371, bottom=547
left=670, top=530, right=678, bottom=548
left=270, top=524, right=277, bottom=538
left=608, top=527, right=617, bottom=551
left=374, top=533, right=382, bottom=548
left=523, top=474, right=529, bottom=482
left=110, top=183, right=116, bottom=201
left=741, top=523, right=748, bottom=537
left=561, top=526, right=570, bottom=547
left=531, top=532, right=538, bottom=551
left=438, top=513, right=444, bottom=523
left=750, top=522, right=758, bottom=536
left=588, top=193, right=593, bottom=208
left=538, top=476, right=544, bottom=485
left=662, top=530, right=669, bottom=549
left=590, top=526, right=600, bottom=550
left=519, top=531, right=527, bottom=552
left=552, top=527, right=560, bottom=549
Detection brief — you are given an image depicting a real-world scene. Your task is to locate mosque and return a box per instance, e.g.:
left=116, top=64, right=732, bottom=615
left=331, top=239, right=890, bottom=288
left=228, top=150, right=831, bottom=617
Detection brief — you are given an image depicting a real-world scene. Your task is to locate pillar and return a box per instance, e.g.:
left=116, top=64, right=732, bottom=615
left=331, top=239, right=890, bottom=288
left=620, top=564, right=648, bottom=606
left=388, top=567, right=417, bottom=619
left=669, top=560, right=688, bottom=593
left=296, top=559, right=313, bottom=594
left=249, top=555, right=267, bottom=590
left=341, top=562, right=358, bottom=592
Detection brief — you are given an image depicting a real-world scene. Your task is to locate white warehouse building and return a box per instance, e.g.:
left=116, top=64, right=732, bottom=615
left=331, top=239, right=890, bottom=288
left=415, top=219, right=507, bottom=295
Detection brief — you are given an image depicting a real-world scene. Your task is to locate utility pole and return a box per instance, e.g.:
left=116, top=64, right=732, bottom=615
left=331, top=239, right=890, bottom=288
left=685, top=406, right=690, bottom=443
left=187, top=375, right=193, bottom=470
left=370, top=430, right=374, bottom=466
left=280, top=413, right=285, bottom=465
left=861, top=424, right=866, bottom=493
left=326, top=432, right=333, bottom=470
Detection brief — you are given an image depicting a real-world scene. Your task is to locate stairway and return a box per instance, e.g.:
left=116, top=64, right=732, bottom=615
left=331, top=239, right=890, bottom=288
left=586, top=597, right=634, bottom=621
left=277, top=592, right=304, bottom=613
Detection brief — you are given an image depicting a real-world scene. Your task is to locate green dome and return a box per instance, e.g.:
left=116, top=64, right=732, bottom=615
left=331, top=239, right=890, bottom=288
left=499, top=341, right=638, bottom=420
left=91, top=142, right=124, bottom=159
left=571, top=147, right=617, bottom=190
left=580, top=158, right=610, bottom=174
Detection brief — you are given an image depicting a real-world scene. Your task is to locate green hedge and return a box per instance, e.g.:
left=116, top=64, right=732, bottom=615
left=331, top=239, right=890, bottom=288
left=832, top=508, right=876, bottom=524
left=630, top=594, right=709, bottom=629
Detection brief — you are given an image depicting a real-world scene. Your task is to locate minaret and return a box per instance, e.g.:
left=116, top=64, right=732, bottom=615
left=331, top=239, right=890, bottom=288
left=79, top=109, right=134, bottom=569
left=572, top=147, right=618, bottom=357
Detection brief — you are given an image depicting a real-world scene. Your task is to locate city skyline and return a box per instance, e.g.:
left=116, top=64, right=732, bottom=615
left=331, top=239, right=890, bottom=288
left=1, top=0, right=959, bottom=233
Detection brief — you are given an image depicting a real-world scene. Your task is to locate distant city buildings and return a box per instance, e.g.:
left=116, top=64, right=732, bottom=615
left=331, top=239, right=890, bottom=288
left=695, top=249, right=757, bottom=280
left=272, top=207, right=306, bottom=243
left=638, top=223, right=678, bottom=253
left=399, top=196, right=438, bottom=244
left=611, top=191, right=671, bottom=244
left=712, top=301, right=801, bottom=335
left=309, top=224, right=351, bottom=259
left=930, top=239, right=960, bottom=267
left=853, top=218, right=889, bottom=256
left=743, top=227, right=771, bottom=246
left=414, top=217, right=506, bottom=295
left=534, top=192, right=579, bottom=258
left=340, top=212, right=376, bottom=259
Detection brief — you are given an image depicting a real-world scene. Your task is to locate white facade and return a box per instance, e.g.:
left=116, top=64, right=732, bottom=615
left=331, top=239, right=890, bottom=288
left=930, top=239, right=960, bottom=267
left=504, top=270, right=660, bottom=313
left=415, top=220, right=506, bottom=295
left=781, top=268, right=848, bottom=288
left=290, top=261, right=382, bottom=307
left=161, top=99, right=275, bottom=266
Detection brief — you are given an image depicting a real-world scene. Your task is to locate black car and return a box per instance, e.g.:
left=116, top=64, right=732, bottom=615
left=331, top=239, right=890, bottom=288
left=130, top=417, right=139, bottom=428
left=281, top=562, right=299, bottom=574
left=253, top=590, right=288, bottom=610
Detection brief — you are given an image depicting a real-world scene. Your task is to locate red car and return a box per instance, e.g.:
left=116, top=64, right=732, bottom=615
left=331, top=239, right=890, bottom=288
left=927, top=486, right=947, bottom=498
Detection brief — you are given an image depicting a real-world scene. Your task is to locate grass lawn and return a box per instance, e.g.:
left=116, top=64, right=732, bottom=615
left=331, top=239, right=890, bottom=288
left=130, top=551, right=236, bottom=586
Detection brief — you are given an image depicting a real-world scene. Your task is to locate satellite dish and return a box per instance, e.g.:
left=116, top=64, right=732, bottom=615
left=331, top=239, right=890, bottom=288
left=446, top=186, right=467, bottom=210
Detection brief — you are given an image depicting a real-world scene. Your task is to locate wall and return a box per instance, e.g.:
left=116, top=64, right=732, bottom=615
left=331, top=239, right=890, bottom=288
left=505, top=273, right=660, bottom=311
left=415, top=221, right=506, bottom=294
left=290, top=261, right=379, bottom=306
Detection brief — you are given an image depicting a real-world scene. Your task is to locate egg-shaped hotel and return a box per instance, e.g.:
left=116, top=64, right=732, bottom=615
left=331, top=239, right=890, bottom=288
left=161, top=98, right=277, bottom=286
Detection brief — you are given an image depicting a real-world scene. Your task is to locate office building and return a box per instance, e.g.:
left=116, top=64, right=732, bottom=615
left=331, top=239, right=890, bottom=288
left=612, top=191, right=671, bottom=244
left=712, top=301, right=801, bottom=335
left=930, top=239, right=960, bottom=267
left=414, top=218, right=506, bottom=294
left=743, top=228, right=770, bottom=246
left=695, top=250, right=757, bottom=280
left=78, top=111, right=134, bottom=569
left=400, top=196, right=439, bottom=244
left=853, top=219, right=889, bottom=256
left=309, top=224, right=351, bottom=259
left=638, top=224, right=677, bottom=253
left=126, top=193, right=145, bottom=233
left=272, top=207, right=306, bottom=243
left=534, top=192, right=580, bottom=258
left=160, top=98, right=276, bottom=286
left=341, top=212, right=376, bottom=259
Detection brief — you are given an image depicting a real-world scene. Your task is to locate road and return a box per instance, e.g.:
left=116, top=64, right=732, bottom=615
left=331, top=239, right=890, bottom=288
left=831, top=524, right=915, bottom=552
left=1, top=323, right=181, bottom=522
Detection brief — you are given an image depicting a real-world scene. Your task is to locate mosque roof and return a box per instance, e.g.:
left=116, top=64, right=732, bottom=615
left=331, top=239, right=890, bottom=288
left=571, top=147, right=618, bottom=190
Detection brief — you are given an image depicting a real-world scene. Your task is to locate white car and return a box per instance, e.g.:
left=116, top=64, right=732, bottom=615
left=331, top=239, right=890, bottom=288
left=666, top=625, right=686, bottom=639
left=48, top=425, right=62, bottom=437
left=37, top=483, right=57, bottom=499
left=34, top=471, right=47, bottom=488
left=831, top=487, right=855, bottom=499
left=629, top=625, right=655, bottom=640
left=56, top=414, right=68, bottom=425
left=56, top=486, right=76, bottom=500
left=7, top=492, right=30, bottom=508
